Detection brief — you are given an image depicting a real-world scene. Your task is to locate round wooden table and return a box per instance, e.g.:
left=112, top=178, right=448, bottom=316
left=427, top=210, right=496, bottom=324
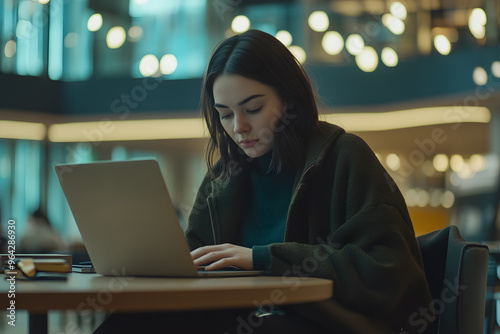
left=0, top=273, right=333, bottom=334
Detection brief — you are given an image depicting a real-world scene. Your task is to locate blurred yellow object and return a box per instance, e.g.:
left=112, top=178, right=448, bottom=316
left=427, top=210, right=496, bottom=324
left=17, top=258, right=36, bottom=278
left=0, top=120, right=46, bottom=140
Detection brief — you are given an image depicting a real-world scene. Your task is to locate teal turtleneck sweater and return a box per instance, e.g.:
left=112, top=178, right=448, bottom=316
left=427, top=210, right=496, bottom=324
left=241, top=151, right=295, bottom=270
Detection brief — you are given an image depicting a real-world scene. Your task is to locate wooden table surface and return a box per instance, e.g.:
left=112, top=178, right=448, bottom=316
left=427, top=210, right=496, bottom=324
left=0, top=273, right=333, bottom=313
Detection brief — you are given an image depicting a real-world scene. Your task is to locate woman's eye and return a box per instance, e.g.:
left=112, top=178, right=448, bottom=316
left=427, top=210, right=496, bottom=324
left=247, top=107, right=262, bottom=114
left=220, top=113, right=233, bottom=120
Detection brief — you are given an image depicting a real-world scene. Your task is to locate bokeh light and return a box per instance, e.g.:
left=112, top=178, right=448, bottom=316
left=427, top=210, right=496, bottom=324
left=469, top=154, right=486, bottom=172
left=322, top=31, right=344, bottom=55
left=231, top=15, right=250, bottom=33
left=434, top=35, right=451, bottom=55
left=469, top=8, right=487, bottom=39
left=382, top=14, right=405, bottom=35
left=308, top=11, right=329, bottom=32
left=433, top=154, right=449, bottom=172
left=473, top=66, right=488, bottom=86
left=345, top=34, right=364, bottom=56
left=160, top=54, right=177, bottom=75
left=288, top=46, right=306, bottom=64
left=381, top=47, right=398, bottom=67
left=128, top=26, right=143, bottom=42
left=450, top=154, right=464, bottom=172
left=106, top=26, right=126, bottom=49
left=386, top=153, right=401, bottom=171
left=355, top=46, right=378, bottom=72
left=4, top=40, right=16, bottom=58
left=492, top=61, right=500, bottom=78
left=441, top=191, right=455, bottom=208
left=275, top=30, right=292, bottom=46
left=390, top=2, right=407, bottom=20
left=87, top=13, right=103, bottom=32
left=139, top=54, right=159, bottom=77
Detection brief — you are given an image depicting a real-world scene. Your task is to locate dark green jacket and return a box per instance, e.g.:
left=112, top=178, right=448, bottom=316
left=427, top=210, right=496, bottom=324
left=186, top=121, right=433, bottom=333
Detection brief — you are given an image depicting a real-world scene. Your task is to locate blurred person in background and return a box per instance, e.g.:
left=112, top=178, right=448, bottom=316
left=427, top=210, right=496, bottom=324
left=19, top=208, right=67, bottom=254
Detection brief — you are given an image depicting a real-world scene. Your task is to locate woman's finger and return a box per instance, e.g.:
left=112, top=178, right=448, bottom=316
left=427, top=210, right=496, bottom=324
left=190, top=243, right=232, bottom=260
left=193, top=249, right=232, bottom=266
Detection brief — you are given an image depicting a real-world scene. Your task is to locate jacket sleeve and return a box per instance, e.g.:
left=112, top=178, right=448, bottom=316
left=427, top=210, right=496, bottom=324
left=184, top=172, right=216, bottom=250
left=264, top=134, right=432, bottom=331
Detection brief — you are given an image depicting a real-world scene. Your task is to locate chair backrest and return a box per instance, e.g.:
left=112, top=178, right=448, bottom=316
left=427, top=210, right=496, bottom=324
left=417, top=225, right=489, bottom=334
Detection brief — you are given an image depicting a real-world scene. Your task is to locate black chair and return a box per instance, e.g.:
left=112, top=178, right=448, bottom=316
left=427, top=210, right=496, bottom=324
left=417, top=225, right=489, bottom=334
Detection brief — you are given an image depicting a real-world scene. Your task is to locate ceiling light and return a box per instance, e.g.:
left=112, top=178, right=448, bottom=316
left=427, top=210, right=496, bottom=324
left=469, top=154, right=486, bottom=172
left=275, top=30, right=292, bottom=46
left=345, top=34, right=364, bottom=55
left=106, top=26, right=126, bottom=49
left=0, top=121, right=46, bottom=140
left=139, top=54, right=159, bottom=77
left=473, top=66, right=488, bottom=85
left=450, top=154, right=464, bottom=172
left=382, top=14, right=405, bottom=35
left=308, top=11, right=329, bottom=32
left=491, top=61, right=500, bottom=78
left=48, top=119, right=207, bottom=142
left=288, top=45, right=306, bottom=64
left=433, top=154, right=449, bottom=172
left=355, top=46, right=378, bottom=72
left=322, top=31, right=344, bottom=55
left=231, top=15, right=250, bottom=33
left=381, top=47, right=398, bottom=67
left=390, top=2, right=407, bottom=20
left=434, top=35, right=451, bottom=55
left=87, top=13, right=103, bottom=32
left=160, top=54, right=177, bottom=75
left=385, top=153, right=401, bottom=171
left=469, top=8, right=487, bottom=39
left=320, top=106, right=490, bottom=132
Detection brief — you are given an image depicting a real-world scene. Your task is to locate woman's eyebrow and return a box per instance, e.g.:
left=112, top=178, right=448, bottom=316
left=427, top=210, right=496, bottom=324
left=214, top=94, right=265, bottom=108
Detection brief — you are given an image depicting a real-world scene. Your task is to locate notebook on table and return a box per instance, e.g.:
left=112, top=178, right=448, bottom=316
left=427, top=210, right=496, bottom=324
left=55, top=159, right=263, bottom=278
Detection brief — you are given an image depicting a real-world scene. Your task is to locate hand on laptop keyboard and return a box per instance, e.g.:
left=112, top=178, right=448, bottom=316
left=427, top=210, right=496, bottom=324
left=191, top=243, right=253, bottom=271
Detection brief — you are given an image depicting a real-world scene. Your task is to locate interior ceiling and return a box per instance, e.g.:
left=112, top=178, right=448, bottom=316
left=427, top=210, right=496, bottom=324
left=92, top=121, right=489, bottom=158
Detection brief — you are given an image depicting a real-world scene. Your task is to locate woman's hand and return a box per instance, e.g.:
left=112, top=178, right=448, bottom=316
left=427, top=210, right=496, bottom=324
left=191, top=243, right=253, bottom=271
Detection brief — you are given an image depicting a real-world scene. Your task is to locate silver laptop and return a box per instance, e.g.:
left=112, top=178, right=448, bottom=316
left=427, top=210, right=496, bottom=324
left=55, top=159, right=263, bottom=277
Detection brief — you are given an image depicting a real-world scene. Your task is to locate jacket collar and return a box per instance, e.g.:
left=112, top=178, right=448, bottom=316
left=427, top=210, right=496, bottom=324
left=304, top=121, right=345, bottom=169
left=293, top=121, right=345, bottom=185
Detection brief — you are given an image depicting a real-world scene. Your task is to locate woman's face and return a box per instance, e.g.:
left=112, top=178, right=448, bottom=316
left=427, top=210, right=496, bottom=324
left=213, top=74, right=285, bottom=158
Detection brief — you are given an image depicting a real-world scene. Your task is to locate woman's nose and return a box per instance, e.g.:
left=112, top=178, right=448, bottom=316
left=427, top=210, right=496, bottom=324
left=233, top=114, right=250, bottom=134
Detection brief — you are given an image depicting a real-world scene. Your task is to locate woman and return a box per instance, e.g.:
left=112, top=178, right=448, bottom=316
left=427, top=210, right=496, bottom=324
left=96, top=29, right=432, bottom=334
left=187, top=29, right=433, bottom=333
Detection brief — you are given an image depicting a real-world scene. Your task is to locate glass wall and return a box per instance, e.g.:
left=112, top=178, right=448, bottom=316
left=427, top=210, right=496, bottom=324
left=0, top=139, right=42, bottom=238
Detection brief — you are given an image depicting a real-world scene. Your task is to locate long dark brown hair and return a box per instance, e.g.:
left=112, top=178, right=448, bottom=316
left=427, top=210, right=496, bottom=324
left=201, top=29, right=319, bottom=179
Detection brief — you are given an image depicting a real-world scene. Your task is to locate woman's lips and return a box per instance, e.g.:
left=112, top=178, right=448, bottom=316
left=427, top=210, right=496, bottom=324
left=240, top=139, right=259, bottom=148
